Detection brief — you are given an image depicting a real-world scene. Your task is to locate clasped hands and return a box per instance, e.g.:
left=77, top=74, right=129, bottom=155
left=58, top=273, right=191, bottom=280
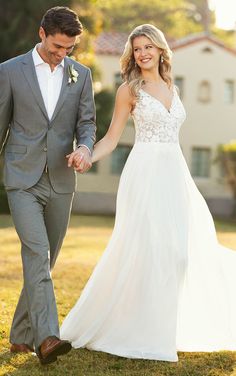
left=66, top=146, right=92, bottom=173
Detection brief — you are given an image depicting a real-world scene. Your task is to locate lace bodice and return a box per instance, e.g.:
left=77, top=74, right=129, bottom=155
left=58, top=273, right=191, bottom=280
left=132, top=88, right=186, bottom=143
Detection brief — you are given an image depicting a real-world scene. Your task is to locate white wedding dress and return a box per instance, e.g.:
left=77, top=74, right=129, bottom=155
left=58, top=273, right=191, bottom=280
left=60, top=87, right=236, bottom=362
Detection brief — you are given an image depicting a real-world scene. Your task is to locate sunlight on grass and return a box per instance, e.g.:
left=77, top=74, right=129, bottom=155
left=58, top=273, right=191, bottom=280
left=0, top=214, right=236, bottom=375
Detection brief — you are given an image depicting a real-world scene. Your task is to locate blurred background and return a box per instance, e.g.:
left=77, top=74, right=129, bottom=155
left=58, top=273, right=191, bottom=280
left=0, top=0, right=236, bottom=219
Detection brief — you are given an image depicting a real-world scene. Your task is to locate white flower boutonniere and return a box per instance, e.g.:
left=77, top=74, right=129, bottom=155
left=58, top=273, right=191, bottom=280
left=68, top=64, right=79, bottom=84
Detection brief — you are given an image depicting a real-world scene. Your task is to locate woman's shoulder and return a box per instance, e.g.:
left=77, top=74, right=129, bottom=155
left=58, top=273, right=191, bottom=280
left=117, top=82, right=131, bottom=96
left=117, top=83, right=135, bottom=101
left=116, top=83, right=136, bottom=111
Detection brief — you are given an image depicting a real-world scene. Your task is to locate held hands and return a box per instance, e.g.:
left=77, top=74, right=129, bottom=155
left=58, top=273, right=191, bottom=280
left=66, top=146, right=92, bottom=173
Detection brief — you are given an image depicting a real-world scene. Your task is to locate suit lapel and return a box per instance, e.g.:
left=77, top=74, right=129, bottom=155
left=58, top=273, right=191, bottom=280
left=21, top=51, right=49, bottom=121
left=50, top=57, right=70, bottom=123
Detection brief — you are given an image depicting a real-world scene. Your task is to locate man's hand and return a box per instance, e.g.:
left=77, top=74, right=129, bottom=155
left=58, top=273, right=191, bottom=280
left=66, top=146, right=92, bottom=173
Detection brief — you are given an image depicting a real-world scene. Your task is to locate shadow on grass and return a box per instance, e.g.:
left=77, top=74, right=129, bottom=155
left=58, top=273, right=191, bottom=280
left=0, top=348, right=235, bottom=376
left=0, top=214, right=14, bottom=229
left=68, top=214, right=115, bottom=229
left=1, top=214, right=235, bottom=233
left=0, top=214, right=115, bottom=230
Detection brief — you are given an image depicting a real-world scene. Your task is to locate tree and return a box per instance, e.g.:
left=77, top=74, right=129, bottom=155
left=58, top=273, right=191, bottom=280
left=71, top=0, right=102, bottom=79
left=190, top=0, right=212, bottom=34
left=96, top=0, right=215, bottom=38
left=0, top=0, right=102, bottom=65
left=0, top=0, right=72, bottom=62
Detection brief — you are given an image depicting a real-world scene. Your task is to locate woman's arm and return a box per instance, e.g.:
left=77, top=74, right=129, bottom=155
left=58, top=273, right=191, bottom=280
left=92, top=83, right=133, bottom=163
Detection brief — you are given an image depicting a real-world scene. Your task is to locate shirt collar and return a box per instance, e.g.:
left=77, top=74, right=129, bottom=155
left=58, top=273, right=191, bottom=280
left=32, top=45, right=65, bottom=68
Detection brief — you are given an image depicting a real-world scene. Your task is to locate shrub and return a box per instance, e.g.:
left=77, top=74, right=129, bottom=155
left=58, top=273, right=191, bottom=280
left=0, top=184, right=10, bottom=214
left=217, top=140, right=236, bottom=217
left=94, top=89, right=115, bottom=141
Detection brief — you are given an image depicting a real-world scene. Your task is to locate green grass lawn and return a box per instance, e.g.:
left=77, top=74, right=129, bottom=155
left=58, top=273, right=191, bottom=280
left=0, top=214, right=236, bottom=376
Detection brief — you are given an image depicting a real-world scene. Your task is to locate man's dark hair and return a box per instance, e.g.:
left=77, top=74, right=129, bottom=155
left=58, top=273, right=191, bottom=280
left=41, top=6, right=83, bottom=37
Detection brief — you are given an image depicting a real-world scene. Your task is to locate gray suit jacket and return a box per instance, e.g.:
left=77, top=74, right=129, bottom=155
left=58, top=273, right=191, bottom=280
left=0, top=50, right=96, bottom=193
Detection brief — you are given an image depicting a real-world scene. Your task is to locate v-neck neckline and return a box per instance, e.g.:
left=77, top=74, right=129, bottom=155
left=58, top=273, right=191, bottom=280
left=140, top=88, right=175, bottom=113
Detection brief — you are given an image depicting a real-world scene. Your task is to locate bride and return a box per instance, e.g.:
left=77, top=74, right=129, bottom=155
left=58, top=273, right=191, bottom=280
left=61, top=24, right=236, bottom=362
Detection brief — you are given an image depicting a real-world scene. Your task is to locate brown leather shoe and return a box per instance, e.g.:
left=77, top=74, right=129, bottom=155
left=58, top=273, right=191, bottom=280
left=10, top=343, right=34, bottom=353
left=38, top=336, right=72, bottom=365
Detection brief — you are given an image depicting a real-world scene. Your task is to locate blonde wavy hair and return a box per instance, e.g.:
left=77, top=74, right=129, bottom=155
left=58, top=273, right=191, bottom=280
left=120, top=24, right=173, bottom=97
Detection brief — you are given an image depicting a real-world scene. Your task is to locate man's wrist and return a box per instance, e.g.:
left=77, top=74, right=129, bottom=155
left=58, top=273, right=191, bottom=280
left=77, top=144, right=91, bottom=155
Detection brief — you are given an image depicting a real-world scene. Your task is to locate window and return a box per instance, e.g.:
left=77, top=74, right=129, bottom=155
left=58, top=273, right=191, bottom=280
left=224, top=80, right=234, bottom=104
left=111, top=145, right=132, bottom=174
left=198, top=81, right=211, bottom=103
left=202, top=47, right=213, bottom=53
left=191, top=147, right=211, bottom=177
left=174, top=77, right=184, bottom=99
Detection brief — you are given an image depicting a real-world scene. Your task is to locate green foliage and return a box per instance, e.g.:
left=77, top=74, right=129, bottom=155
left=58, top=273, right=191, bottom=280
left=0, top=184, right=9, bottom=214
left=190, top=0, right=215, bottom=32
left=72, top=0, right=103, bottom=35
left=217, top=141, right=236, bottom=180
left=0, top=0, right=103, bottom=73
left=220, top=140, right=236, bottom=153
left=95, top=0, right=211, bottom=38
left=212, top=28, right=236, bottom=49
left=70, top=0, right=103, bottom=77
left=0, top=0, right=72, bottom=62
left=72, top=33, right=101, bottom=80
left=94, top=89, right=115, bottom=141
left=94, top=0, right=234, bottom=47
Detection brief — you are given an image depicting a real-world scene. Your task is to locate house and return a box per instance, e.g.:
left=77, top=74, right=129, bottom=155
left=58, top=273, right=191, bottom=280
left=73, top=32, right=236, bottom=217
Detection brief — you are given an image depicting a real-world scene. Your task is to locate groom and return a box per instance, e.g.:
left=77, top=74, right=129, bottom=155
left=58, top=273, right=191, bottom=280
left=0, top=7, right=96, bottom=364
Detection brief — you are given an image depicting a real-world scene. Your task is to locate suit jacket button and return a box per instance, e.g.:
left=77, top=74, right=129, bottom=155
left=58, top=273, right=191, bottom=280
left=43, top=147, right=47, bottom=152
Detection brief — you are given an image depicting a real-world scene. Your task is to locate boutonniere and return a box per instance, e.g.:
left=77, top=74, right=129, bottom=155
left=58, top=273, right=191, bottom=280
left=68, top=64, right=79, bottom=84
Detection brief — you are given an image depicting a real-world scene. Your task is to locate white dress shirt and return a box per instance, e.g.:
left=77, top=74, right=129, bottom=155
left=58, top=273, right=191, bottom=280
left=32, top=45, right=91, bottom=154
left=32, top=45, right=64, bottom=120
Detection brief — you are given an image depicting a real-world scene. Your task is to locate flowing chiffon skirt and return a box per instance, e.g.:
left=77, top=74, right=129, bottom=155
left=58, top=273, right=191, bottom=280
left=61, top=142, right=236, bottom=362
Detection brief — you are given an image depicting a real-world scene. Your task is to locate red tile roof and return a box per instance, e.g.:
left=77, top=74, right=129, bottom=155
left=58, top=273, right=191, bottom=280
left=171, top=32, right=236, bottom=56
left=94, top=32, right=236, bottom=56
left=94, top=32, right=129, bottom=55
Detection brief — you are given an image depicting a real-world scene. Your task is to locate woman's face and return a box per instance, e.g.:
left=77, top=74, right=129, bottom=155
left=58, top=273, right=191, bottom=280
left=132, top=35, right=162, bottom=72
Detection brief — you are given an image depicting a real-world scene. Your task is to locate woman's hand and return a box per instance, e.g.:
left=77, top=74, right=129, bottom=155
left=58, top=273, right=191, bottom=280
left=66, top=146, right=92, bottom=173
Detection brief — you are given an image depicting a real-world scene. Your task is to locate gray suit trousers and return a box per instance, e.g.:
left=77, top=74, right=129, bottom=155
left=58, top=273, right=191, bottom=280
left=7, top=171, right=73, bottom=351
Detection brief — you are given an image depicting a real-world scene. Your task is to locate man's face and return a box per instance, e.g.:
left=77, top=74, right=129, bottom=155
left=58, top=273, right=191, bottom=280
left=39, top=27, right=77, bottom=67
